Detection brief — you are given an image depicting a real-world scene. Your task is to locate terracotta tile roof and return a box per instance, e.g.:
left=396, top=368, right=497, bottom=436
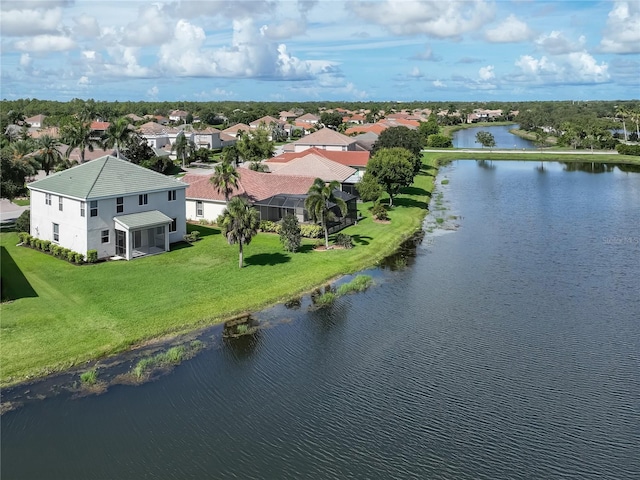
left=183, top=169, right=316, bottom=202
left=25, top=114, right=46, bottom=124
left=138, top=121, right=167, bottom=135
left=220, top=132, right=236, bottom=142
left=222, top=123, right=250, bottom=135
left=296, top=113, right=319, bottom=123
left=90, top=121, right=110, bottom=131
left=268, top=147, right=369, bottom=167
left=345, top=123, right=386, bottom=135
left=250, top=115, right=282, bottom=126
left=292, top=127, right=355, bottom=147
left=266, top=154, right=356, bottom=182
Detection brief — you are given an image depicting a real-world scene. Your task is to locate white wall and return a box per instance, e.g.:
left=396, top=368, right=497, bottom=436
left=186, top=198, right=226, bottom=224
left=29, top=190, right=88, bottom=254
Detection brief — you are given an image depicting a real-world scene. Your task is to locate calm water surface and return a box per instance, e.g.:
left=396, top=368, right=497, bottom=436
left=2, top=161, right=639, bottom=480
left=452, top=124, right=535, bottom=149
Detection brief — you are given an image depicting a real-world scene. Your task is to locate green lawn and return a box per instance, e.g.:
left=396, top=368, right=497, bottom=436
left=0, top=157, right=438, bottom=386
left=11, top=198, right=30, bottom=207
left=423, top=150, right=640, bottom=166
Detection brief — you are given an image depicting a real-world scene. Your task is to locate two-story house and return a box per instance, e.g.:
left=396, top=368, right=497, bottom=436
left=28, top=155, right=187, bottom=261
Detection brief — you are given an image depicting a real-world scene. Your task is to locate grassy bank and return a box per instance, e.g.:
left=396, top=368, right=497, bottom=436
left=0, top=156, right=437, bottom=387
left=441, top=121, right=517, bottom=137
left=423, top=150, right=640, bottom=165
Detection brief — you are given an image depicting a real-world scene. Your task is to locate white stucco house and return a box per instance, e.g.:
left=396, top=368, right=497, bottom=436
left=27, top=155, right=187, bottom=261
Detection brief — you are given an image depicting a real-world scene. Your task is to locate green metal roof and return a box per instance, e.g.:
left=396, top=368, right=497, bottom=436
left=27, top=155, right=186, bottom=200
left=114, top=210, right=172, bottom=230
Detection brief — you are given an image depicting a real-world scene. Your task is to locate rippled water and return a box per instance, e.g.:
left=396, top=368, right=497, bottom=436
left=452, top=124, right=536, bottom=149
left=2, top=161, right=639, bottom=480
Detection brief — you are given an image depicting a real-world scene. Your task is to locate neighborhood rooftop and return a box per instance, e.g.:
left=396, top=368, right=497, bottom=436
left=28, top=155, right=187, bottom=200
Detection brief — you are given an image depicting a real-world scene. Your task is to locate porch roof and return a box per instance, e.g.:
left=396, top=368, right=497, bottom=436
left=114, top=210, right=172, bottom=230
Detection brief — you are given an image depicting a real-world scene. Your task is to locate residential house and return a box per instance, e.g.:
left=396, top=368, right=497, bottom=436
left=138, top=121, right=170, bottom=148
left=295, top=113, right=320, bottom=125
left=250, top=115, right=286, bottom=140
left=169, top=110, right=189, bottom=123
left=90, top=121, right=110, bottom=140
left=28, top=155, right=187, bottom=261
left=222, top=123, right=250, bottom=138
left=284, top=127, right=364, bottom=153
left=25, top=114, right=46, bottom=128
left=279, top=111, right=297, bottom=123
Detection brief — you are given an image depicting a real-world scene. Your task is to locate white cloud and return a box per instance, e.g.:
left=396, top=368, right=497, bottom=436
left=479, top=65, right=495, bottom=80
left=514, top=52, right=609, bottom=84
left=411, top=45, right=441, bottom=61
left=20, top=53, right=32, bottom=68
left=158, top=18, right=335, bottom=80
left=347, top=0, right=495, bottom=38
left=260, top=19, right=307, bottom=40
left=536, top=31, right=585, bottom=55
left=147, top=86, right=159, bottom=97
left=15, top=34, right=75, bottom=52
left=599, top=1, right=640, bottom=54
left=433, top=80, right=446, bottom=88
left=122, top=5, right=171, bottom=47
left=484, top=14, right=534, bottom=43
left=78, top=76, right=90, bottom=86
left=1, top=7, right=63, bottom=36
left=72, top=14, right=100, bottom=38
left=409, top=67, right=423, bottom=78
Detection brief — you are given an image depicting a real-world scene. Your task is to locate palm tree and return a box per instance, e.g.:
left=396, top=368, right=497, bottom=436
left=36, top=135, right=62, bottom=175
left=102, top=117, right=134, bottom=158
left=615, top=106, right=629, bottom=141
left=172, top=132, right=195, bottom=168
left=304, top=178, right=347, bottom=250
left=60, top=119, right=101, bottom=163
left=630, top=109, right=640, bottom=141
left=210, top=160, right=240, bottom=204
left=9, top=140, right=39, bottom=177
left=218, top=197, right=260, bottom=268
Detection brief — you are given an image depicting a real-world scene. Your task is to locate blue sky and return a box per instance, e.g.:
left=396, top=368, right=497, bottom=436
left=1, top=0, right=638, bottom=102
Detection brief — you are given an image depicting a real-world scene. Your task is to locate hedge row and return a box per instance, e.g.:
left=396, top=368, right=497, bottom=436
left=616, top=144, right=640, bottom=156
left=260, top=220, right=323, bottom=238
left=17, top=232, right=98, bottom=264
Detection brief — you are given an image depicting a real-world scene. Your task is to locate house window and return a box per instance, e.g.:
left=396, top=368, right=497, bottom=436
left=116, top=197, right=124, bottom=213
left=101, top=230, right=109, bottom=243
left=53, top=223, right=59, bottom=242
left=58, top=196, right=63, bottom=211
left=45, top=193, right=51, bottom=205
left=90, top=200, right=98, bottom=217
left=139, top=194, right=148, bottom=205
left=169, top=218, right=177, bottom=232
left=168, top=190, right=176, bottom=201
left=80, top=202, right=86, bottom=217
left=196, top=201, right=203, bottom=217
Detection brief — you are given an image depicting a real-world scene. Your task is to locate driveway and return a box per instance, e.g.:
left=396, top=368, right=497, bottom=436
left=0, top=198, right=29, bottom=224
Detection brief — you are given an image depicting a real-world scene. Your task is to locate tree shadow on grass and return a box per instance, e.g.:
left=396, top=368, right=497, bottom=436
left=245, top=252, right=291, bottom=266
left=170, top=241, right=193, bottom=252
left=401, top=186, right=431, bottom=198
left=297, top=244, right=316, bottom=254
left=1, top=246, right=37, bottom=301
left=393, top=197, right=429, bottom=209
left=351, top=234, right=373, bottom=246
left=187, top=224, right=220, bottom=237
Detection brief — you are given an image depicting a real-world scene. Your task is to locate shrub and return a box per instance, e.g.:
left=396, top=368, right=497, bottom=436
left=279, top=214, right=301, bottom=252
left=334, top=233, right=353, bottom=249
left=67, top=250, right=76, bottom=262
left=36, top=239, right=44, bottom=251
left=427, top=134, right=453, bottom=148
left=87, top=250, right=98, bottom=263
left=15, top=210, right=30, bottom=233
left=18, top=232, right=29, bottom=244
left=80, top=369, right=98, bottom=385
left=371, top=202, right=389, bottom=221
left=183, top=230, right=201, bottom=243
left=51, top=245, right=61, bottom=257
left=28, top=236, right=37, bottom=248
left=260, top=220, right=281, bottom=233
left=616, top=144, right=640, bottom=156
left=42, top=240, right=51, bottom=252
left=74, top=252, right=84, bottom=264
left=300, top=224, right=323, bottom=238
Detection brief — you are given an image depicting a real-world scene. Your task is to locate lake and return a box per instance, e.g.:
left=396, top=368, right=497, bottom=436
left=2, top=160, right=639, bottom=480
left=452, top=124, right=535, bottom=149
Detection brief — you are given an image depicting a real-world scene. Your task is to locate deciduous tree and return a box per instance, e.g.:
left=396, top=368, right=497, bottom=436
left=365, top=147, right=415, bottom=207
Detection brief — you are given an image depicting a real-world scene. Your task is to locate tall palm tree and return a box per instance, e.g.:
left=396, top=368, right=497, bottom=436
left=102, top=117, right=134, bottom=158
left=9, top=140, right=39, bottom=177
left=304, top=178, right=347, bottom=250
left=218, top=196, right=260, bottom=268
left=630, top=109, right=640, bottom=141
left=210, top=160, right=240, bottom=204
left=36, top=135, right=63, bottom=175
left=615, top=106, right=629, bottom=141
left=61, top=119, right=101, bottom=163
left=172, top=132, right=195, bottom=168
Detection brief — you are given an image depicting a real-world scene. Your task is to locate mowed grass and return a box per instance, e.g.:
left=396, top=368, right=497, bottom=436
left=0, top=156, right=438, bottom=386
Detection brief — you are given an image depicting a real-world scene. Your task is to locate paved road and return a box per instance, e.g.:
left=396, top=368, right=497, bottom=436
left=0, top=199, right=28, bottom=223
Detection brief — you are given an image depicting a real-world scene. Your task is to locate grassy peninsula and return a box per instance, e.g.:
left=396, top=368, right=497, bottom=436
left=0, top=157, right=437, bottom=387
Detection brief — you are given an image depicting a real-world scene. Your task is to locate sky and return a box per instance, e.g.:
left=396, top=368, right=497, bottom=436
left=1, top=0, right=639, bottom=103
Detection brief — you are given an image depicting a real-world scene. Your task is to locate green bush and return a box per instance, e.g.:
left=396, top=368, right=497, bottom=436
left=15, top=210, right=30, bottom=233
left=334, top=233, right=353, bottom=249
left=427, top=134, right=453, bottom=148
left=616, top=144, right=640, bottom=156
left=260, top=220, right=281, bottom=233
left=67, top=250, right=76, bottom=262
left=279, top=214, right=301, bottom=253
left=28, top=236, right=37, bottom=248
left=42, top=240, right=51, bottom=252
left=86, top=250, right=98, bottom=263
left=371, top=202, right=389, bottom=221
left=74, top=252, right=84, bottom=264
left=51, top=245, right=61, bottom=257
left=18, top=232, right=30, bottom=244
left=300, top=224, right=323, bottom=238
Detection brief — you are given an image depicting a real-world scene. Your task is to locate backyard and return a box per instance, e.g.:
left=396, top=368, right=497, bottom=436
left=0, top=157, right=437, bottom=386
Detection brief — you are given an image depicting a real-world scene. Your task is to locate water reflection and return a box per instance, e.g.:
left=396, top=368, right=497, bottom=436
left=561, top=162, right=617, bottom=174
left=222, top=328, right=262, bottom=360
left=476, top=159, right=496, bottom=170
